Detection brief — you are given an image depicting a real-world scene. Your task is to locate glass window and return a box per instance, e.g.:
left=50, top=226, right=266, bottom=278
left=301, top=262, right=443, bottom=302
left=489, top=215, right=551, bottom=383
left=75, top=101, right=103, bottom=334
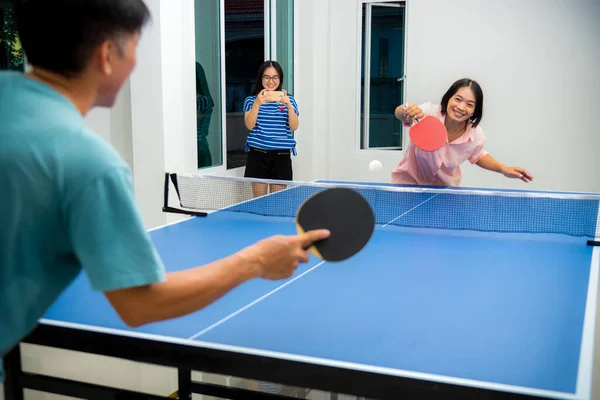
left=194, top=0, right=223, bottom=169
left=360, top=1, right=406, bottom=150
left=193, top=0, right=294, bottom=170
left=224, top=0, right=265, bottom=169
left=272, top=0, right=294, bottom=94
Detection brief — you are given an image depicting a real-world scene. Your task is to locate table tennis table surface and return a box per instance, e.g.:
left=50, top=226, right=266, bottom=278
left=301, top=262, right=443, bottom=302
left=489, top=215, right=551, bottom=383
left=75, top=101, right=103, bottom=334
left=40, top=179, right=600, bottom=399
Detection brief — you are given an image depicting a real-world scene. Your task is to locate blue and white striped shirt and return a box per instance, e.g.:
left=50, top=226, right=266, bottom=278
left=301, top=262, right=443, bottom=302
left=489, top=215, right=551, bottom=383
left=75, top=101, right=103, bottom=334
left=243, top=94, right=300, bottom=155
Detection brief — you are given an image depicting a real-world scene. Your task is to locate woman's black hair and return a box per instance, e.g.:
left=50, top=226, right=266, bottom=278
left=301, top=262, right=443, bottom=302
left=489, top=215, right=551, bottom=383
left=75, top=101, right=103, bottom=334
left=440, top=78, right=484, bottom=128
left=250, top=60, right=284, bottom=96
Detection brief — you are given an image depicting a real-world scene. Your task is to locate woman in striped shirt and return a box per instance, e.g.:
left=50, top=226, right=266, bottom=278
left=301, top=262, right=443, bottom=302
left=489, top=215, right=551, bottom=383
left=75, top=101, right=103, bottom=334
left=243, top=60, right=300, bottom=197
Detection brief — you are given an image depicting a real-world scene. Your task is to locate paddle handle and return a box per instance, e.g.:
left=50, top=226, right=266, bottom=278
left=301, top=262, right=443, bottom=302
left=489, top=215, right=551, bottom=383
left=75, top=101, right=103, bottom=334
left=303, top=239, right=325, bottom=251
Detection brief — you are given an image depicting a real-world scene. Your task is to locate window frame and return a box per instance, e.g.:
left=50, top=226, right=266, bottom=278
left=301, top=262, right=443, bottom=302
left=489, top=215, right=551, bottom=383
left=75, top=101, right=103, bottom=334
left=211, top=0, right=295, bottom=171
left=356, top=0, right=408, bottom=152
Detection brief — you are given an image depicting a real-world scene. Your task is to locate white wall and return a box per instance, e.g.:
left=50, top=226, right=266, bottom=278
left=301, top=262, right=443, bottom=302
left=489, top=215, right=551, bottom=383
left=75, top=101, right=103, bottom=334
left=291, top=0, right=332, bottom=181
left=403, top=0, right=600, bottom=192
left=128, top=0, right=199, bottom=229
left=299, top=0, right=600, bottom=193
left=84, top=80, right=134, bottom=169
left=83, top=0, right=201, bottom=231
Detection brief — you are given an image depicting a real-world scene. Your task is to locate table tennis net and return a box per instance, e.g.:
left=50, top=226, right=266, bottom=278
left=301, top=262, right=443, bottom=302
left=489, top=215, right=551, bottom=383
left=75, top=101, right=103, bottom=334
left=164, top=173, right=600, bottom=239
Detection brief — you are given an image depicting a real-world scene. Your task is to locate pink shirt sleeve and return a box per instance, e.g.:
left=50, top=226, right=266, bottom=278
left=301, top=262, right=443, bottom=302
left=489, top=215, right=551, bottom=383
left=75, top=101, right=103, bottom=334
left=467, top=126, right=488, bottom=164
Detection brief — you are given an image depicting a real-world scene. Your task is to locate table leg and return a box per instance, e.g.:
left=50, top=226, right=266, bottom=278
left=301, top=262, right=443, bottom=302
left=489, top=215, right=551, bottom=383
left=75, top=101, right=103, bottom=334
left=178, top=368, right=192, bottom=400
left=3, top=345, right=24, bottom=400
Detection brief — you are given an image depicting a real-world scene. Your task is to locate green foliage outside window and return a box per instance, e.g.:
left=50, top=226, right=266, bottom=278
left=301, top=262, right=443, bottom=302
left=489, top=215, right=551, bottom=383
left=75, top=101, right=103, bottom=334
left=1, top=7, right=25, bottom=71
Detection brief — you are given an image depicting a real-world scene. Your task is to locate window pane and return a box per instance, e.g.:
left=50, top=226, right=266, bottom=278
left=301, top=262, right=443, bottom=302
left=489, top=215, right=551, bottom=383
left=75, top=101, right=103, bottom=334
left=225, top=0, right=265, bottom=169
left=194, top=0, right=223, bottom=169
left=274, top=0, right=294, bottom=93
left=0, top=4, right=25, bottom=71
left=360, top=2, right=405, bottom=149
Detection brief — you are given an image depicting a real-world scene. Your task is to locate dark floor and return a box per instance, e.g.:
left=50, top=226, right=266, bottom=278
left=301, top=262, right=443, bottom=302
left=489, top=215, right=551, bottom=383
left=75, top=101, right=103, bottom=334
left=227, top=150, right=248, bottom=169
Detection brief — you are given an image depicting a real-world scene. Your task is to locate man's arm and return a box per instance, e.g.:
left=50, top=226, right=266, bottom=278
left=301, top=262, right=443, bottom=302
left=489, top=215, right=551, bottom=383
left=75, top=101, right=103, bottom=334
left=103, top=231, right=328, bottom=327
left=104, top=251, right=258, bottom=327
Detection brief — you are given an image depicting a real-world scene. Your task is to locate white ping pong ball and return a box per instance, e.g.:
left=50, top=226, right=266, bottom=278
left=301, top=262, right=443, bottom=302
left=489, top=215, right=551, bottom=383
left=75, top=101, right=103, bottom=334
left=369, top=160, right=382, bottom=171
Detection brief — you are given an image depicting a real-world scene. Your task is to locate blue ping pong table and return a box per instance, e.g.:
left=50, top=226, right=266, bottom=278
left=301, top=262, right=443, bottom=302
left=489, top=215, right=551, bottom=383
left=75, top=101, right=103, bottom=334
left=4, top=177, right=600, bottom=400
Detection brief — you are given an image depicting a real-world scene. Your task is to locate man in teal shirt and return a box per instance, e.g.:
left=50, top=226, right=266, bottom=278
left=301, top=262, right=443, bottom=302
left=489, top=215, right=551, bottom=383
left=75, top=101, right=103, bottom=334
left=0, top=0, right=329, bottom=383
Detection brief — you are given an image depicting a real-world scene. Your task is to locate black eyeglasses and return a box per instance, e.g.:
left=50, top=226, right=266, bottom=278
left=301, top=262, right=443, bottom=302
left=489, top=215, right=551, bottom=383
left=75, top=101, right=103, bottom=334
left=262, top=75, right=280, bottom=82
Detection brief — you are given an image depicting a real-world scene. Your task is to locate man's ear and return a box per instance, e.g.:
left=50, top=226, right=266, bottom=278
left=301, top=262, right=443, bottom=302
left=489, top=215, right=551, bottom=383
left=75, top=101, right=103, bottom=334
left=96, top=41, right=114, bottom=76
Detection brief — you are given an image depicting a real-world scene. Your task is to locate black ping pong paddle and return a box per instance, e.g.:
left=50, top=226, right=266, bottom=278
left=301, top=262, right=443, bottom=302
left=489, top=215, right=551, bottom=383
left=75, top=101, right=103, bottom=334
left=296, top=188, right=375, bottom=262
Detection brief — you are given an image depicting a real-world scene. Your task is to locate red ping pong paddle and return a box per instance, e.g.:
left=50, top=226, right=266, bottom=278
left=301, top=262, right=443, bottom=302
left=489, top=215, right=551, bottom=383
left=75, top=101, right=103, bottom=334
left=404, top=105, right=447, bottom=151
left=296, top=188, right=375, bottom=262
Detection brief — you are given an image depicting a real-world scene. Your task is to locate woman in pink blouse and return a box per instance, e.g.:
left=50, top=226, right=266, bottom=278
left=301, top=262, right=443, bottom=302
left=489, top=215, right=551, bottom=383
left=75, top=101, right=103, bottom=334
left=391, top=78, right=533, bottom=186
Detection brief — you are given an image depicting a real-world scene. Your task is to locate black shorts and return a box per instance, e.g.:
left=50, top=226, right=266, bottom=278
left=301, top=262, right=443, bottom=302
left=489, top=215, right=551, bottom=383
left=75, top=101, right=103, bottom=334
left=244, top=146, right=292, bottom=181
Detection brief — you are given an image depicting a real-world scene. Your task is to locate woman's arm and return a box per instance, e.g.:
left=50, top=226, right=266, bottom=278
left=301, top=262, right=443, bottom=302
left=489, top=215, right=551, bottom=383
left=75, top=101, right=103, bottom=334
left=288, top=107, right=299, bottom=130
left=476, top=154, right=534, bottom=182
left=395, top=102, right=424, bottom=124
left=244, top=91, right=265, bottom=130
left=394, top=104, right=406, bottom=122
left=282, top=91, right=299, bottom=130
